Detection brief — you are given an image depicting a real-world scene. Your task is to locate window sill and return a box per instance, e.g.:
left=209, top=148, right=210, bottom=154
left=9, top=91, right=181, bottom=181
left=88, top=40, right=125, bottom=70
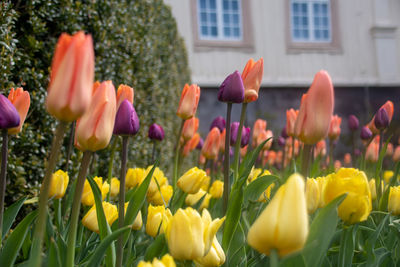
left=193, top=39, right=254, bottom=52
left=286, top=42, right=342, bottom=54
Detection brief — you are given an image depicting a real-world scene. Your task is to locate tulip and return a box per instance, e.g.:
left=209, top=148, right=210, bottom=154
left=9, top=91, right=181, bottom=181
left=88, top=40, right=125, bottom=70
left=367, top=101, right=394, bottom=134
left=201, top=175, right=211, bottom=191
left=194, top=237, right=225, bottom=267
left=148, top=185, right=173, bottom=206
left=360, top=126, right=373, bottom=140
left=393, top=146, right=400, bottom=162
left=196, top=137, right=204, bottom=150
left=374, top=108, right=389, bottom=130
left=248, top=168, right=270, bottom=183
left=148, top=123, right=165, bottom=141
left=75, top=81, right=117, bottom=151
left=113, top=99, right=139, bottom=136
left=177, top=84, right=201, bottom=120
left=182, top=133, right=201, bottom=157
left=252, top=119, right=267, bottom=146
left=386, top=143, right=394, bottom=157
left=240, top=146, right=247, bottom=158
left=247, top=173, right=308, bottom=256
left=163, top=208, right=225, bottom=260
left=81, top=177, right=110, bottom=206
left=182, top=117, right=199, bottom=141
left=110, top=177, right=120, bottom=198
left=306, top=178, right=320, bottom=214
left=125, top=167, right=145, bottom=188
left=124, top=203, right=142, bottom=230
left=185, top=189, right=211, bottom=210
left=82, top=202, right=118, bottom=233
left=348, top=115, right=359, bottom=131
left=366, top=136, right=379, bottom=162
left=322, top=168, right=371, bottom=224
left=201, top=127, right=221, bottom=160
left=388, top=186, right=400, bottom=215
left=314, top=140, right=326, bottom=158
left=209, top=116, right=226, bottom=132
left=230, top=122, right=250, bottom=147
left=209, top=180, right=224, bottom=199
left=116, top=84, right=134, bottom=108
left=315, top=177, right=326, bottom=208
left=46, top=31, right=94, bottom=122
left=277, top=136, right=286, bottom=148
left=7, top=88, right=30, bottom=134
left=344, top=153, right=352, bottom=166
left=145, top=166, right=169, bottom=197
left=383, top=170, right=394, bottom=184
left=286, top=109, right=298, bottom=137
left=177, top=167, right=208, bottom=194
left=241, top=58, right=264, bottom=103
left=217, top=71, right=245, bottom=103
left=256, top=129, right=273, bottom=151
left=137, top=254, right=176, bottom=267
left=328, top=115, right=341, bottom=141
left=48, top=170, right=69, bottom=199
left=264, top=150, right=277, bottom=167
left=218, top=129, right=226, bottom=153
left=0, top=95, right=20, bottom=129
left=146, top=204, right=172, bottom=237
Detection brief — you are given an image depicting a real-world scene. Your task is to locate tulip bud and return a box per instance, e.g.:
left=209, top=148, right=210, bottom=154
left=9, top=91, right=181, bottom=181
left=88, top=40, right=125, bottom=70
left=137, top=254, right=176, bottom=267
left=7, top=88, right=30, bottom=134
left=383, top=170, right=394, bottom=184
left=82, top=177, right=110, bottom=206
left=256, top=130, right=273, bottom=151
left=46, top=32, right=94, bottom=122
left=217, top=71, right=245, bottom=103
left=194, top=237, right=225, bottom=267
left=241, top=58, right=264, bottom=103
left=218, top=129, right=226, bottom=153
left=125, top=167, right=145, bottom=189
left=247, top=173, right=308, bottom=256
left=177, top=167, right=208, bottom=194
left=286, top=109, right=298, bottom=137
left=230, top=122, right=250, bottom=147
left=388, top=186, right=400, bottom=215
left=201, top=127, right=221, bottom=159
left=393, top=146, right=400, bottom=162
left=328, top=115, right=341, bottom=141
left=116, top=84, right=134, bottom=108
left=148, top=185, right=173, bottom=206
left=367, top=101, right=394, bottom=134
left=0, top=94, right=20, bottom=129
left=182, top=117, right=199, bottom=141
left=185, top=189, right=211, bottom=210
left=48, top=170, right=69, bottom=199
left=374, top=108, right=389, bottom=130
left=148, top=123, right=165, bottom=141
left=82, top=202, right=118, bottom=233
left=110, top=177, right=120, bottom=198
left=348, top=115, right=359, bottom=131
left=209, top=180, right=224, bottom=199
left=277, top=136, right=286, bottom=147
left=113, top=99, right=139, bottom=136
left=360, top=126, right=372, bottom=140
left=124, top=203, right=143, bottom=230
left=306, top=178, right=320, bottom=214
left=146, top=204, right=172, bottom=237
left=252, top=119, right=267, bottom=146
left=366, top=136, right=379, bottom=162
left=177, top=84, right=200, bottom=120
left=209, top=116, right=226, bottom=132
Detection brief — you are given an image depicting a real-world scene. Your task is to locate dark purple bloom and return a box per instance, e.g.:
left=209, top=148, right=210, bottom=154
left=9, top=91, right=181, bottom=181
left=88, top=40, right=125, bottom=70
left=148, top=123, right=164, bottom=141
left=374, top=108, right=389, bottom=130
left=277, top=136, right=286, bottom=147
left=217, top=71, right=245, bottom=103
left=196, top=137, right=204, bottom=150
left=241, top=127, right=251, bottom=147
left=230, top=122, right=250, bottom=147
left=348, top=115, right=359, bottom=131
left=360, top=126, right=372, bottom=140
left=113, top=100, right=139, bottom=135
left=0, top=94, right=20, bottom=129
left=281, top=127, right=288, bottom=139
left=209, top=116, right=226, bottom=132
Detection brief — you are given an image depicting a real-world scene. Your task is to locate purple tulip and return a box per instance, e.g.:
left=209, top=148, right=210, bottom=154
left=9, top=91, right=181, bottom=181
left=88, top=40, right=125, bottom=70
left=374, top=108, right=389, bottom=130
left=196, top=137, right=204, bottom=150
left=218, top=71, right=245, bottom=103
left=113, top=100, right=139, bottom=135
left=230, top=122, right=250, bottom=147
left=148, top=123, right=165, bottom=141
left=241, top=127, right=251, bottom=147
left=281, top=126, right=288, bottom=139
left=360, top=126, right=372, bottom=140
left=348, top=115, right=359, bottom=131
left=209, top=116, right=226, bottom=132
left=0, top=94, right=20, bottom=129
left=277, top=136, right=286, bottom=147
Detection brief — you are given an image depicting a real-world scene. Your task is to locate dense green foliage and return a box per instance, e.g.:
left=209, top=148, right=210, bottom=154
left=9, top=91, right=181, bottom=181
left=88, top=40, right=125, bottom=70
left=0, top=0, right=190, bottom=207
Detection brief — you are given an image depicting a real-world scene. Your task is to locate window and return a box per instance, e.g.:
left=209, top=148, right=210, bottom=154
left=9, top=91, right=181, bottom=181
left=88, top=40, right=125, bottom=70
left=290, top=0, right=331, bottom=42
left=198, top=0, right=242, bottom=40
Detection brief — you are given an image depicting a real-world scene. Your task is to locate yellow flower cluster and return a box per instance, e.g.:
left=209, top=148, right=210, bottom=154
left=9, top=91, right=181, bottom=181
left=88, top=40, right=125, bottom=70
left=137, top=254, right=175, bottom=267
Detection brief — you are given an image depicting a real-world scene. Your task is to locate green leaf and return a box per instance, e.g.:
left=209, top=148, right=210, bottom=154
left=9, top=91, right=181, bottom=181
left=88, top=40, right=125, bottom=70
left=365, top=214, right=390, bottom=266
left=379, top=161, right=400, bottom=211
left=338, top=225, right=357, bottom=267
left=47, top=238, right=61, bottom=267
left=0, top=210, right=38, bottom=267
left=375, top=136, right=391, bottom=201
left=2, top=197, right=27, bottom=237
left=280, top=252, right=306, bottom=267
left=302, top=194, right=346, bottom=267
left=84, top=226, right=131, bottom=267
left=243, top=175, right=277, bottom=203
left=226, top=222, right=247, bottom=266
left=222, top=183, right=243, bottom=251
left=144, top=234, right=167, bottom=261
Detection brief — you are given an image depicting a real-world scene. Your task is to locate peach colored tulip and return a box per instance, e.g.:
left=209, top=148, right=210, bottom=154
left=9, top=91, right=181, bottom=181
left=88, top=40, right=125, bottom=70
left=344, top=153, right=352, bottom=166
left=328, top=115, right=342, bottom=141
left=367, top=101, right=394, bottom=134
left=219, top=129, right=226, bottom=153
left=116, top=84, right=134, bottom=109
left=177, top=84, right=200, bottom=120
left=201, top=127, right=221, bottom=160
left=182, top=133, right=201, bottom=157
left=182, top=117, right=199, bottom=141
left=314, top=140, right=326, bottom=158
left=7, top=87, right=30, bottom=134
left=241, top=58, right=264, bottom=103
left=240, top=145, right=248, bottom=158
left=75, top=81, right=116, bottom=151
left=46, top=31, right=94, bottom=122
left=286, top=109, right=299, bottom=137
left=393, top=146, right=400, bottom=162
left=252, top=119, right=267, bottom=147
left=256, top=130, right=273, bottom=151
left=386, top=143, right=394, bottom=157
left=294, top=70, right=334, bottom=144
left=366, top=136, right=379, bottom=162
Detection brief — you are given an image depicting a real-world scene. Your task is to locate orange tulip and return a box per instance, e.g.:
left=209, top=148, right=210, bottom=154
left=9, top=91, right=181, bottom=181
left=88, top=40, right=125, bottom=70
left=294, top=70, right=334, bottom=144
left=386, top=143, right=394, bottom=157
left=314, top=140, right=326, bottom=158
left=286, top=109, right=299, bottom=137
left=344, top=153, right=352, bottom=166
left=182, top=133, right=201, bottom=157
left=256, top=130, right=273, bottom=151
left=7, top=87, right=30, bottom=134
left=241, top=58, right=264, bottom=103
left=116, top=84, right=134, bottom=109
left=367, top=101, right=394, bottom=134
left=177, top=84, right=200, bottom=120
left=75, top=81, right=117, bottom=151
left=328, top=115, right=342, bottom=141
left=240, top=145, right=248, bottom=158
left=252, top=119, right=267, bottom=146
left=46, top=31, right=94, bottom=122
left=201, top=127, right=221, bottom=159
left=182, top=117, right=199, bottom=141
left=393, top=146, right=400, bottom=162
left=366, top=136, right=379, bottom=162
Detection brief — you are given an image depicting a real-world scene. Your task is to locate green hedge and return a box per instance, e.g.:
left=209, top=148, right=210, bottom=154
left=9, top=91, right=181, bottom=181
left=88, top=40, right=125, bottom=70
left=0, top=0, right=190, bottom=207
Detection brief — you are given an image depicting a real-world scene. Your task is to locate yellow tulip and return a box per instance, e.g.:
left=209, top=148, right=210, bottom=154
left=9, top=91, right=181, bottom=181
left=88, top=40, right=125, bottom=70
left=194, top=237, right=225, bottom=267
left=247, top=173, right=308, bottom=257
left=185, top=189, right=212, bottom=210
left=257, top=183, right=275, bottom=203
left=388, top=186, right=400, bottom=215
left=163, top=208, right=225, bottom=260
left=110, top=177, right=120, bottom=197
left=48, top=170, right=69, bottom=199
left=137, top=254, right=176, bottom=267
left=315, top=176, right=326, bottom=208
left=124, top=203, right=142, bottom=230
left=209, top=180, right=223, bottom=199
left=369, top=179, right=384, bottom=201
left=177, top=167, right=208, bottom=194
left=322, top=168, right=371, bottom=224
left=81, top=177, right=109, bottom=206
left=148, top=185, right=173, bottom=206
left=247, top=168, right=271, bottom=184
left=306, top=178, right=320, bottom=214
left=145, top=166, right=168, bottom=196
left=125, top=167, right=145, bottom=188
left=201, top=175, right=211, bottom=191
left=82, top=202, right=118, bottom=233
left=146, top=204, right=172, bottom=237
left=384, top=170, right=394, bottom=183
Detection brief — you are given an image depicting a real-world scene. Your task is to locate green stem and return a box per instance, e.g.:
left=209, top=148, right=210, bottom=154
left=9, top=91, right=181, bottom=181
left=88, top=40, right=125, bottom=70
left=376, top=131, right=384, bottom=203
left=173, top=120, right=184, bottom=190
left=270, top=249, right=279, bottom=267
left=64, top=122, right=75, bottom=172
left=66, top=151, right=93, bottom=267
left=233, top=103, right=247, bottom=181
left=0, top=129, right=8, bottom=245
left=116, top=136, right=129, bottom=267
left=107, top=137, right=118, bottom=201
left=151, top=140, right=156, bottom=164
left=301, top=144, right=313, bottom=179
left=223, top=103, right=232, bottom=215
left=30, top=121, right=68, bottom=267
